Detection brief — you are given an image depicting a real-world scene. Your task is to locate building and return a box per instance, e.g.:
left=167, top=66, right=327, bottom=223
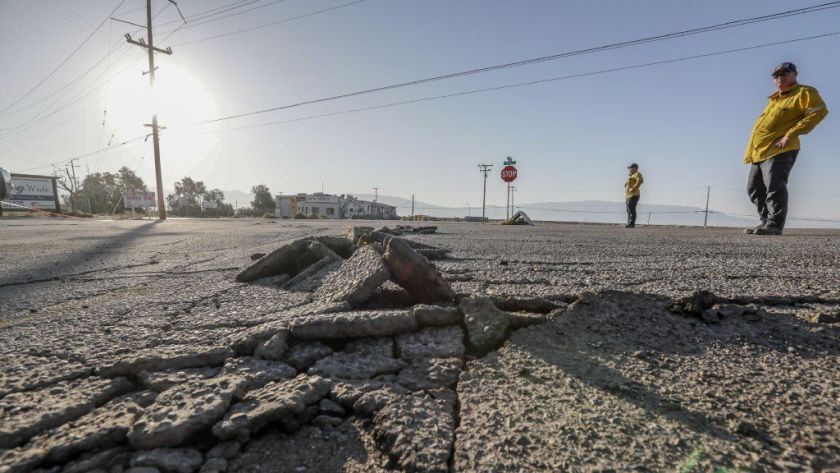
left=275, top=192, right=397, bottom=220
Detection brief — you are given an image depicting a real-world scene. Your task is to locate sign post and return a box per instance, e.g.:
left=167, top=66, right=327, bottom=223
left=501, top=157, right=518, bottom=219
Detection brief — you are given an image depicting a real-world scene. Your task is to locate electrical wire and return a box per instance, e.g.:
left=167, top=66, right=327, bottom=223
left=0, top=48, right=144, bottom=138
left=0, top=2, right=170, bottom=122
left=0, top=0, right=175, bottom=137
left=205, top=31, right=840, bottom=133
left=161, top=0, right=288, bottom=31
left=196, top=1, right=840, bottom=125
left=0, top=0, right=129, bottom=114
left=17, top=135, right=148, bottom=173
left=173, top=0, right=367, bottom=47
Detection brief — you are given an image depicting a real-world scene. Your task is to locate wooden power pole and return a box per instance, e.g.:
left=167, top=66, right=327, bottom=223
left=125, top=0, right=174, bottom=220
left=478, top=163, right=493, bottom=221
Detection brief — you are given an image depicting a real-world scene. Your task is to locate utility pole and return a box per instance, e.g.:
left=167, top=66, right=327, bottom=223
left=372, top=187, right=379, bottom=203
left=125, top=0, right=174, bottom=220
left=478, top=164, right=493, bottom=221
left=411, top=194, right=414, bottom=219
left=62, top=159, right=79, bottom=213
left=506, top=182, right=510, bottom=220
left=704, top=186, right=710, bottom=228
left=510, top=186, right=517, bottom=214
left=466, top=203, right=470, bottom=217
left=68, top=158, right=78, bottom=194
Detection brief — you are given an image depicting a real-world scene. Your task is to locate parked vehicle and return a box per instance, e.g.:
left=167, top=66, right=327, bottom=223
left=0, top=166, right=9, bottom=200
left=0, top=166, right=10, bottom=216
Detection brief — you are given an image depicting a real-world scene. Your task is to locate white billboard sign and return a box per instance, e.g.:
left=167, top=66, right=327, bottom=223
left=124, top=191, right=156, bottom=208
left=8, top=175, right=58, bottom=210
left=201, top=201, right=218, bottom=209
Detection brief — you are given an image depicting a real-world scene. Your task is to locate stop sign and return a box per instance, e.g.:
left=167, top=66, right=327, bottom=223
left=501, top=165, right=518, bottom=183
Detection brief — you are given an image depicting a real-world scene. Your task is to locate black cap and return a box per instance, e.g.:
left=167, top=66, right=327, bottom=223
left=627, top=163, right=639, bottom=169
left=772, top=62, right=797, bottom=77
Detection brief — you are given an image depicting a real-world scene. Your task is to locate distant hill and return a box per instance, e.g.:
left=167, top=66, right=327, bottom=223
left=328, top=194, right=754, bottom=226
left=512, top=200, right=753, bottom=227
left=352, top=194, right=447, bottom=212
left=220, top=191, right=837, bottom=228
left=363, top=195, right=761, bottom=227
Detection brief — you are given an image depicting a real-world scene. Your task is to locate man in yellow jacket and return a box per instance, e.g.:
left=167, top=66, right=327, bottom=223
left=744, top=62, right=828, bottom=235
left=624, top=163, right=643, bottom=228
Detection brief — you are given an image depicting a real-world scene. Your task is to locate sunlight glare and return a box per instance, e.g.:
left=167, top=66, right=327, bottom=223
left=107, top=62, right=219, bottom=174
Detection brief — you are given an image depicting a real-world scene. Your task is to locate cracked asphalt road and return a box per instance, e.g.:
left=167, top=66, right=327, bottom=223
left=2, top=218, right=839, bottom=472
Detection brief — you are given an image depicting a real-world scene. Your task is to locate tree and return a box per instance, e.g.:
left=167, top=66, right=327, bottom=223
left=202, top=188, right=234, bottom=217
left=167, top=177, right=207, bottom=216
left=61, top=166, right=147, bottom=214
left=204, top=188, right=225, bottom=204
left=251, top=184, right=274, bottom=214
left=166, top=178, right=235, bottom=217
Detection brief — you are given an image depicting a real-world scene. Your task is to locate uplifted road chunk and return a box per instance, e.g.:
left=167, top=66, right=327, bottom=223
left=383, top=237, right=454, bottom=303
left=315, top=245, right=390, bottom=306
left=290, top=310, right=418, bottom=339
left=459, top=297, right=511, bottom=353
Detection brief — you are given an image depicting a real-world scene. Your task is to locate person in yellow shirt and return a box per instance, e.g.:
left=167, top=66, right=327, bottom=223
left=624, top=163, right=643, bottom=228
left=744, top=62, right=828, bottom=235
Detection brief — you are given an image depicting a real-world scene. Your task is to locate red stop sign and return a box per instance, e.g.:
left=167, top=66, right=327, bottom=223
left=501, top=165, right=518, bottom=182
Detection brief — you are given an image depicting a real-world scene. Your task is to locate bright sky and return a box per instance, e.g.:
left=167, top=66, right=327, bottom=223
left=1, top=0, right=838, bottom=219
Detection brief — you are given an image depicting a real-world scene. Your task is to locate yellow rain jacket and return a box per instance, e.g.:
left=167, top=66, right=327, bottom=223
left=744, top=83, right=828, bottom=164
left=625, top=172, right=643, bottom=198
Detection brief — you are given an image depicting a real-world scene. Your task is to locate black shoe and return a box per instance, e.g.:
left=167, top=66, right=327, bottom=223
left=624, top=224, right=635, bottom=228
left=753, top=225, right=783, bottom=236
left=743, top=225, right=763, bottom=235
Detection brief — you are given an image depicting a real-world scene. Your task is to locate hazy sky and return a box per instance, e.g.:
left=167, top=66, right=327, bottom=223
left=1, top=0, right=838, bottom=219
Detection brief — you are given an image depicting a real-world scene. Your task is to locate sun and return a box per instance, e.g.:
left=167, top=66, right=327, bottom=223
left=106, top=61, right=218, bottom=169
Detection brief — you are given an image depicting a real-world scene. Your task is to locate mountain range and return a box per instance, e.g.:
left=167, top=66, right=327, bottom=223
left=217, top=191, right=838, bottom=228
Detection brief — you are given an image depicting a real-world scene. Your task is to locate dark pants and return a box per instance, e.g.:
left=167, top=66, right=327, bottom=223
left=747, top=150, right=798, bottom=229
left=626, top=195, right=640, bottom=226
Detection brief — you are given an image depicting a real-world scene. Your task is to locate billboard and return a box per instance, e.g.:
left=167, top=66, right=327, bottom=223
left=125, top=191, right=156, bottom=208
left=8, top=174, right=59, bottom=211
left=201, top=201, right=218, bottom=209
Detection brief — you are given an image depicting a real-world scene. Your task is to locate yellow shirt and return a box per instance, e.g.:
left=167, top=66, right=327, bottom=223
left=625, top=172, right=643, bottom=198
left=744, top=84, right=828, bottom=164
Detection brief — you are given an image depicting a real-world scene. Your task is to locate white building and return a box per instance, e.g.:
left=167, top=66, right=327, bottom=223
left=275, top=193, right=397, bottom=220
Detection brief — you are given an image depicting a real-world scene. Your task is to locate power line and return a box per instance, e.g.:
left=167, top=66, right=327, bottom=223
left=17, top=135, right=147, bottom=172
left=0, top=28, right=141, bottom=118
left=0, top=1, right=175, bottom=134
left=0, top=1, right=173, bottom=121
left=196, top=1, right=840, bottom=125
left=158, top=0, right=287, bottom=32
left=0, top=5, right=190, bottom=140
left=173, top=0, right=367, bottom=47
left=150, top=0, right=258, bottom=29
left=0, top=0, right=128, bottom=114
left=0, top=48, right=145, bottom=138
left=206, top=31, right=840, bottom=133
